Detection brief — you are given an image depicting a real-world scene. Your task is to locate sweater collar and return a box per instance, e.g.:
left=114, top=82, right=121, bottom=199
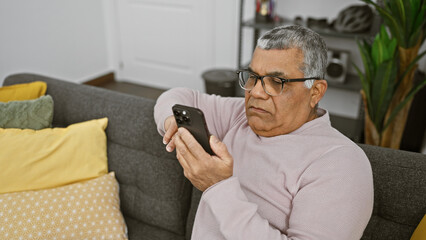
left=289, top=108, right=329, bottom=135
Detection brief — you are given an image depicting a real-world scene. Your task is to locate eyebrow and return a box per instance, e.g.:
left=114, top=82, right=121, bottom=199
left=247, top=67, right=288, bottom=78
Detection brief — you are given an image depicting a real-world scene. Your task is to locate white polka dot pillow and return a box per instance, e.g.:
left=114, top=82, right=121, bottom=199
left=0, top=172, right=128, bottom=240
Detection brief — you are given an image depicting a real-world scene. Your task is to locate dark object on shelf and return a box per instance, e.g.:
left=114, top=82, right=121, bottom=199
left=294, top=16, right=304, bottom=26
left=202, top=69, right=238, bottom=97
left=333, top=4, right=374, bottom=33
left=255, top=0, right=275, bottom=23
left=326, top=49, right=350, bottom=84
left=307, top=17, right=330, bottom=29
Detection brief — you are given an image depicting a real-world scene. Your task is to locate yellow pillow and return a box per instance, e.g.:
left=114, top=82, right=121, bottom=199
left=411, top=215, right=426, bottom=240
left=0, top=81, right=47, bottom=102
left=0, top=172, right=128, bottom=239
left=0, top=118, right=108, bottom=194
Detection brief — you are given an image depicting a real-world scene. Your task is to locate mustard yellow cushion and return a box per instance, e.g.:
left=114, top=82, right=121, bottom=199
left=411, top=215, right=426, bottom=240
left=0, top=172, right=128, bottom=239
left=0, top=81, right=47, bottom=102
left=0, top=118, right=108, bottom=194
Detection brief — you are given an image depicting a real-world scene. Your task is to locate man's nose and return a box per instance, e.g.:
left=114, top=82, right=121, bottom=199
left=250, top=78, right=269, bottom=99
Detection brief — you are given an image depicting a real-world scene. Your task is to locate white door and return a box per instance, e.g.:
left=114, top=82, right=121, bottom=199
left=115, top=0, right=220, bottom=91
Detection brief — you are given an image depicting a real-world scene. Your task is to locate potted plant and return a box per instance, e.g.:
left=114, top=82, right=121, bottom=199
left=355, top=0, right=426, bottom=148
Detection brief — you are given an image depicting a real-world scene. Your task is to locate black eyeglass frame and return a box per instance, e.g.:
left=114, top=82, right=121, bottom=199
left=236, top=69, right=321, bottom=96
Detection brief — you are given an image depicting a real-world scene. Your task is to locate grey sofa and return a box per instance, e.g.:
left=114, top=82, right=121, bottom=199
left=3, top=73, right=426, bottom=240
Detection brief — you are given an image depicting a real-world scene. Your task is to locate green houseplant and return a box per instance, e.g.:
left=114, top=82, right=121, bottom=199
left=356, top=0, right=426, bottom=148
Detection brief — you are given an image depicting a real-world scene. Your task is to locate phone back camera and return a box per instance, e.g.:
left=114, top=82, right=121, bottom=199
left=174, top=108, right=191, bottom=125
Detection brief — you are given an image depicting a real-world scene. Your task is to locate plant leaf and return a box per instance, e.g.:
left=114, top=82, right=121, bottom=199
left=388, top=38, right=398, bottom=59
left=354, top=63, right=374, bottom=117
left=354, top=63, right=373, bottom=117
left=371, top=59, right=398, bottom=132
left=372, top=34, right=381, bottom=66
left=357, top=39, right=375, bottom=81
left=383, top=77, right=426, bottom=130
left=409, top=11, right=425, bottom=46
left=396, top=0, right=406, bottom=29
left=401, top=50, right=426, bottom=79
left=364, top=0, right=424, bottom=48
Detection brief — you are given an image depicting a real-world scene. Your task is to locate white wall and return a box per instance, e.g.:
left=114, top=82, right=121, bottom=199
left=212, top=0, right=240, bottom=69
left=0, top=0, right=113, bottom=85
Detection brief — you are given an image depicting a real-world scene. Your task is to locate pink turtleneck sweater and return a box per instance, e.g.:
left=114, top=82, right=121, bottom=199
left=154, top=88, right=373, bottom=240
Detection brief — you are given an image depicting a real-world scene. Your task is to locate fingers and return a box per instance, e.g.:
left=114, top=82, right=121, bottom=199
left=176, top=128, right=210, bottom=159
left=163, top=116, right=178, bottom=152
left=210, top=135, right=233, bottom=164
left=174, top=127, right=206, bottom=167
left=166, top=136, right=176, bottom=152
left=175, top=130, right=233, bottom=191
left=174, top=128, right=192, bottom=172
left=176, top=149, right=191, bottom=174
left=210, top=135, right=226, bottom=157
left=163, top=116, right=177, bottom=144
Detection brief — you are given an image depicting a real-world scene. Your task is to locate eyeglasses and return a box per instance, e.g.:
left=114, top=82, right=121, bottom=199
left=236, top=70, right=320, bottom=96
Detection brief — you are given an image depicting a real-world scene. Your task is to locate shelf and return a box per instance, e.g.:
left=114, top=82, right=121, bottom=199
left=241, top=18, right=293, bottom=30
left=327, top=73, right=362, bottom=92
left=309, top=25, right=376, bottom=39
left=241, top=17, right=377, bottom=40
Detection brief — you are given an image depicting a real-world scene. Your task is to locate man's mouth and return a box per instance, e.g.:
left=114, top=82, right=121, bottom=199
left=249, top=106, right=269, bottom=114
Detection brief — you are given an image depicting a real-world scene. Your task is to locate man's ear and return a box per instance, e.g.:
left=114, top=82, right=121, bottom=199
left=310, top=79, right=327, bottom=108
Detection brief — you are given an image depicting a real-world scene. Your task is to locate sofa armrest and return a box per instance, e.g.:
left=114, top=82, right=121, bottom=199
left=359, top=143, right=426, bottom=239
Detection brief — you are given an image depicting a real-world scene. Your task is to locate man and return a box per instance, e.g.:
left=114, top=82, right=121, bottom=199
left=154, top=25, right=373, bottom=239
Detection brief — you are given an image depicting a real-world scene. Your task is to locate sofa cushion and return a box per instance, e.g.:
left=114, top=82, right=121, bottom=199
left=0, top=118, right=108, bottom=194
left=411, top=215, right=426, bottom=240
left=0, top=172, right=127, bottom=240
left=0, top=95, right=53, bottom=130
left=0, top=81, right=46, bottom=102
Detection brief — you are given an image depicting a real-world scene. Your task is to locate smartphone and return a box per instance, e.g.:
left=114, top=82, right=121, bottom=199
left=172, top=104, right=214, bottom=155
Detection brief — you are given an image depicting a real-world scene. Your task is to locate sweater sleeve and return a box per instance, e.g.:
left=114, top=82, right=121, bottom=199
left=193, top=177, right=289, bottom=240
left=154, top=87, right=245, bottom=139
left=192, top=146, right=374, bottom=240
left=287, top=145, right=374, bottom=239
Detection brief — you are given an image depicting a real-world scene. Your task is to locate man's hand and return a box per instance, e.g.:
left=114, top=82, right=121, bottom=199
left=163, top=116, right=178, bottom=152
left=174, top=127, right=233, bottom=191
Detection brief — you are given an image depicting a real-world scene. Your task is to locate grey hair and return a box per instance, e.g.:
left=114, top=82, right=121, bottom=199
left=257, top=25, right=327, bottom=88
